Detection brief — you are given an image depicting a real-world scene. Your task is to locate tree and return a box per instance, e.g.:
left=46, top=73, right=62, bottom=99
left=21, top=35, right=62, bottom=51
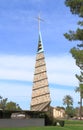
left=75, top=86, right=82, bottom=118
left=63, top=95, right=73, bottom=108
left=0, top=96, right=22, bottom=110
left=64, top=0, right=83, bottom=71
left=0, top=97, right=8, bottom=110
left=65, top=0, right=83, bottom=17
left=0, top=96, right=2, bottom=100
left=6, top=101, right=22, bottom=111
left=64, top=0, right=83, bottom=70
left=63, top=95, right=73, bottom=118
left=64, top=0, right=83, bottom=119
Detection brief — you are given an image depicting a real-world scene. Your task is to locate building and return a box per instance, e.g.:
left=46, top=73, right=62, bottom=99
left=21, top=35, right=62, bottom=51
left=30, top=17, right=51, bottom=111
left=52, top=107, right=65, bottom=118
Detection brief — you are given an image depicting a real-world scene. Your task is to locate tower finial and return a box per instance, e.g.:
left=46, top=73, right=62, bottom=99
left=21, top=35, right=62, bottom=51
left=36, top=14, right=44, bottom=32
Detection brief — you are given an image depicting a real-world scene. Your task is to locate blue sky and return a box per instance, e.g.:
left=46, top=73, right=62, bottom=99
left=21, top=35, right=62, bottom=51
left=0, top=0, right=80, bottom=110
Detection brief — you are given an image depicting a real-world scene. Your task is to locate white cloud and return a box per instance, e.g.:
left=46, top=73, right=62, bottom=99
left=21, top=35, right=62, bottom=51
left=0, top=54, right=80, bottom=109
left=0, top=55, right=35, bottom=81
left=46, top=55, right=80, bottom=86
left=0, top=54, right=80, bottom=86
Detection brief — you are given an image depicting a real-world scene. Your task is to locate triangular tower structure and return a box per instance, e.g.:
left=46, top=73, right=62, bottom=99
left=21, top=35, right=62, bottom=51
left=30, top=16, right=51, bottom=111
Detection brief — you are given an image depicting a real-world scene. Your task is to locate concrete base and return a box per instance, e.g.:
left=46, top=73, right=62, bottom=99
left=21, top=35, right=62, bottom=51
left=0, top=118, right=45, bottom=128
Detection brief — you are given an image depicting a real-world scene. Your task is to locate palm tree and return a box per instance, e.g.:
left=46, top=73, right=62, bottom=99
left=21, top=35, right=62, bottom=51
left=63, top=95, right=73, bottom=118
left=63, top=95, right=73, bottom=108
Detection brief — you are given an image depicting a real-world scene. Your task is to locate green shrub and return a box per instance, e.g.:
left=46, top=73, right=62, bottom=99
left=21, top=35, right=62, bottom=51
left=53, top=121, right=57, bottom=126
left=52, top=119, right=65, bottom=127
left=45, top=114, right=53, bottom=126
left=59, top=120, right=65, bottom=127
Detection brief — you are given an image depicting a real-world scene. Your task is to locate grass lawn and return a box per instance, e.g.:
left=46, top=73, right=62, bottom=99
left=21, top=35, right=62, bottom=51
left=0, top=126, right=83, bottom=130
left=0, top=120, right=83, bottom=130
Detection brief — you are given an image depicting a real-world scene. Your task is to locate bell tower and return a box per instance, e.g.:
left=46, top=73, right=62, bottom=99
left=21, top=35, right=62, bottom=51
left=30, top=16, right=51, bottom=111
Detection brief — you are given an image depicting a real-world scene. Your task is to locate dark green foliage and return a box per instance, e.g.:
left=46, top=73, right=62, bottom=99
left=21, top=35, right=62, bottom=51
left=56, top=106, right=65, bottom=110
left=0, top=110, right=20, bottom=119
left=44, top=111, right=65, bottom=127
left=0, top=110, right=45, bottom=119
left=66, top=106, right=75, bottom=118
left=0, top=96, right=22, bottom=111
left=64, top=0, right=83, bottom=119
left=59, top=120, right=65, bottom=127
left=52, top=121, right=57, bottom=126
left=64, top=31, right=83, bottom=69
left=25, top=111, right=45, bottom=118
left=44, top=113, right=65, bottom=127
left=64, top=29, right=83, bottom=41
left=63, top=95, right=74, bottom=118
left=70, top=48, right=83, bottom=69
left=64, top=0, right=83, bottom=71
left=78, top=21, right=83, bottom=26
left=80, top=83, right=83, bottom=98
left=63, top=95, right=73, bottom=108
left=65, top=0, right=83, bottom=17
left=6, top=102, right=21, bottom=111
left=1, top=111, right=11, bottom=118
left=44, top=113, right=53, bottom=126
left=0, top=97, right=8, bottom=110
left=52, top=120, right=65, bottom=127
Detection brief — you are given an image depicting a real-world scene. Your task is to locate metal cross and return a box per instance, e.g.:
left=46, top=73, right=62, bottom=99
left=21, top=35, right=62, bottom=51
left=36, top=15, right=44, bottom=32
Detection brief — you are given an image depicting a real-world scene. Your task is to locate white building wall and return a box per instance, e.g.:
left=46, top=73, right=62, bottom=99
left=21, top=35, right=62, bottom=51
left=53, top=107, right=65, bottom=118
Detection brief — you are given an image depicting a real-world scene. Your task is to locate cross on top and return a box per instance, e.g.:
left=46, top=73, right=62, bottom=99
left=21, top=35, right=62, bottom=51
left=36, top=15, right=44, bottom=32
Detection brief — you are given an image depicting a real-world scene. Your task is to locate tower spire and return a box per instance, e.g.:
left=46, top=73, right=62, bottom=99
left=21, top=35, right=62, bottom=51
left=36, top=15, right=44, bottom=53
left=30, top=15, right=51, bottom=111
